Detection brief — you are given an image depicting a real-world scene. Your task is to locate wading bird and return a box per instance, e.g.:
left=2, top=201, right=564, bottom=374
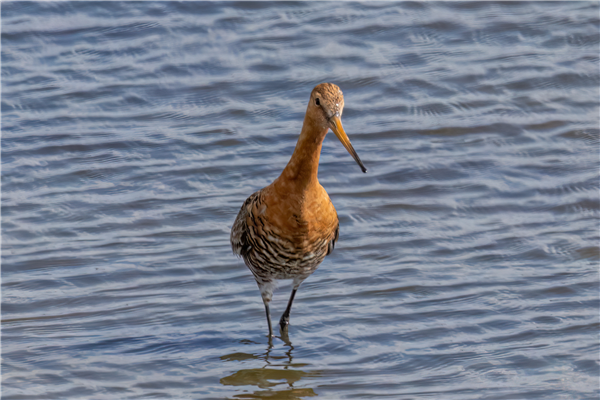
left=231, top=83, right=366, bottom=338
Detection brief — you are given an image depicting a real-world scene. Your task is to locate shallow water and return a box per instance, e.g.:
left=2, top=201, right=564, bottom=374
left=2, top=1, right=599, bottom=399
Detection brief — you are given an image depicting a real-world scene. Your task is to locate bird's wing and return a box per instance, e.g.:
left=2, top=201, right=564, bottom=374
left=231, top=191, right=261, bottom=257
left=326, top=222, right=339, bottom=256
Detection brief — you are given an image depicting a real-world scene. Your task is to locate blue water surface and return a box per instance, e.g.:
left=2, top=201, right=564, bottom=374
left=2, top=2, right=599, bottom=399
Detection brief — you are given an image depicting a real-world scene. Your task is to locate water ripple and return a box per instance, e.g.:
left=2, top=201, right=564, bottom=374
left=2, top=1, right=599, bottom=399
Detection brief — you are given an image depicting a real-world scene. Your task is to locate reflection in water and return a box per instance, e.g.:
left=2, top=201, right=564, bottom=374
left=220, top=338, right=320, bottom=398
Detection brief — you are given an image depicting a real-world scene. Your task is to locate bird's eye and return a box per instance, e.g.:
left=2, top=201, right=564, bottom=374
left=315, top=98, right=320, bottom=106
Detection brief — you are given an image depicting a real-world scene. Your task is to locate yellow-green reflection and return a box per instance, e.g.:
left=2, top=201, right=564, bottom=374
left=221, top=340, right=321, bottom=399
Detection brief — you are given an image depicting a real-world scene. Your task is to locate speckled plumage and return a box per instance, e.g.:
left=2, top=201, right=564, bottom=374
left=230, top=185, right=339, bottom=290
left=231, top=83, right=365, bottom=338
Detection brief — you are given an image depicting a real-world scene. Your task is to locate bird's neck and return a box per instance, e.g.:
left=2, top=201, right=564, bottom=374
left=276, top=112, right=328, bottom=191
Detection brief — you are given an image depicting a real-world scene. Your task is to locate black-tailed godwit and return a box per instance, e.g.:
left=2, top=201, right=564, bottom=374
left=231, top=83, right=366, bottom=338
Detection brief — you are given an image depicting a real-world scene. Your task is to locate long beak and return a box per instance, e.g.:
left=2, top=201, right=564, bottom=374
left=329, top=114, right=367, bottom=173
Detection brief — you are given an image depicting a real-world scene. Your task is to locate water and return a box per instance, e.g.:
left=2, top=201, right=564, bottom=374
left=2, top=1, right=599, bottom=399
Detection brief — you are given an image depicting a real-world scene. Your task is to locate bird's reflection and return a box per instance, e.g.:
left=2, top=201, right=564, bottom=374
left=220, top=332, right=320, bottom=398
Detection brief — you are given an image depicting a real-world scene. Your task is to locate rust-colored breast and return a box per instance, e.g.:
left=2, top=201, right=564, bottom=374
left=230, top=183, right=339, bottom=281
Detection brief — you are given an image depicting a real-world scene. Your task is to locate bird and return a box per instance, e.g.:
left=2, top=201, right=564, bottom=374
left=231, top=83, right=366, bottom=338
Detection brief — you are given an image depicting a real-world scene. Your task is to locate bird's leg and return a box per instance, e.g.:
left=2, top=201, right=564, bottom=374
left=258, top=280, right=275, bottom=339
left=279, top=325, right=291, bottom=345
left=279, top=287, right=298, bottom=330
left=264, top=299, right=273, bottom=338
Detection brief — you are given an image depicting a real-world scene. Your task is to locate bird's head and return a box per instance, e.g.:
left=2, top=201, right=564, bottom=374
left=308, top=83, right=367, bottom=173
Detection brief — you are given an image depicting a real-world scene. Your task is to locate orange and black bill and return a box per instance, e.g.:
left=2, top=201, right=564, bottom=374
left=329, top=115, right=367, bottom=173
